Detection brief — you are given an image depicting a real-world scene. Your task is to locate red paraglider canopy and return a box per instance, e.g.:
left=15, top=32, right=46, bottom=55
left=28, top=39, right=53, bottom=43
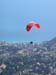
left=26, top=21, right=41, bottom=32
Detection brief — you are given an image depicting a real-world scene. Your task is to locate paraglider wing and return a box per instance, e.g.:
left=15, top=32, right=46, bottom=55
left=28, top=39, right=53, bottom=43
left=26, top=21, right=40, bottom=32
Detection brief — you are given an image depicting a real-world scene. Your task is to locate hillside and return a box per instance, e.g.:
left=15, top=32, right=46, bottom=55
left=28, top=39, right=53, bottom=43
left=0, top=37, right=56, bottom=75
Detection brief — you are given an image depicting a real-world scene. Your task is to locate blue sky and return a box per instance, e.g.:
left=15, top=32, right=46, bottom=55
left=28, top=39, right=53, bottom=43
left=0, top=0, right=56, bottom=42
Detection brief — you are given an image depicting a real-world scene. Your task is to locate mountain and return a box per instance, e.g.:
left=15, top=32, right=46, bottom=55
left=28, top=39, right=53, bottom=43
left=0, top=37, right=56, bottom=75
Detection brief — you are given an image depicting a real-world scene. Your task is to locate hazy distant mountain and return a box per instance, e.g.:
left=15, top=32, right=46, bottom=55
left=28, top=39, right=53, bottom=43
left=0, top=37, right=56, bottom=75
